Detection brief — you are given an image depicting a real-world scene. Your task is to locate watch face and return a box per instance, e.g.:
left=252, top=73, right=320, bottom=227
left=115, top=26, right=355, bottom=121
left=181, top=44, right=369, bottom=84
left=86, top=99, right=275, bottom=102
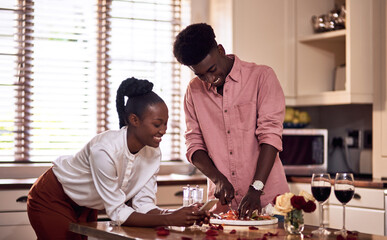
left=253, top=180, right=264, bottom=190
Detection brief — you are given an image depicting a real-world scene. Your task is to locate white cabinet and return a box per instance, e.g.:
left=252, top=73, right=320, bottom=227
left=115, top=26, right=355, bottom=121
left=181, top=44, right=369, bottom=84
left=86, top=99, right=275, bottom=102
left=289, top=182, right=386, bottom=235
left=210, top=0, right=296, bottom=101
left=328, top=205, right=384, bottom=235
left=209, top=0, right=381, bottom=106
left=328, top=187, right=385, bottom=235
left=0, top=189, right=36, bottom=240
left=294, top=0, right=381, bottom=106
left=372, top=0, right=387, bottom=180
left=288, top=182, right=325, bottom=227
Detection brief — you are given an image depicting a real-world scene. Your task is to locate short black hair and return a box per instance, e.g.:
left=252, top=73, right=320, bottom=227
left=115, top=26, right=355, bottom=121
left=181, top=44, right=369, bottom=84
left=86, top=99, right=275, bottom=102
left=116, top=77, right=164, bottom=128
left=173, top=23, right=217, bottom=66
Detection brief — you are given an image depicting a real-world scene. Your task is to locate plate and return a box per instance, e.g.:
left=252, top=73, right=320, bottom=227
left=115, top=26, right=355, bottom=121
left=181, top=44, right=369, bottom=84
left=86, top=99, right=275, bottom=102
left=209, top=217, right=278, bottom=226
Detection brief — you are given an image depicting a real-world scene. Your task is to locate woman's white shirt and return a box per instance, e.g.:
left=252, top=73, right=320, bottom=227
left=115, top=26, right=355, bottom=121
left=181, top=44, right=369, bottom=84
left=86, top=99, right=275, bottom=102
left=52, top=126, right=161, bottom=226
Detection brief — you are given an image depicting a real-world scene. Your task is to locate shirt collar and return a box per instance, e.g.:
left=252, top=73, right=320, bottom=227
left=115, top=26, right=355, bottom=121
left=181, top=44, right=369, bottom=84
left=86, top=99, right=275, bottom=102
left=206, top=54, right=241, bottom=92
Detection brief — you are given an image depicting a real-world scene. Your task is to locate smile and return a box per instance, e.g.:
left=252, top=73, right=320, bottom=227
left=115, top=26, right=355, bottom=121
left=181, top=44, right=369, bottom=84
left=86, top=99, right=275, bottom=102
left=213, top=77, right=221, bottom=85
left=153, top=136, right=162, bottom=143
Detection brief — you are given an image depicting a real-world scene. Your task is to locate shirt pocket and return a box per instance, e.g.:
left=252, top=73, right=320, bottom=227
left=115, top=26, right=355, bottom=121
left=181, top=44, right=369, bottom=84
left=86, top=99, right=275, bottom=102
left=235, top=102, right=256, bottom=131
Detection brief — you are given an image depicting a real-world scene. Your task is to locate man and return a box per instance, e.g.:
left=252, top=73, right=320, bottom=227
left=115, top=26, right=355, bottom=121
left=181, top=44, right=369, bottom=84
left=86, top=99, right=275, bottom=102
left=173, top=23, right=289, bottom=219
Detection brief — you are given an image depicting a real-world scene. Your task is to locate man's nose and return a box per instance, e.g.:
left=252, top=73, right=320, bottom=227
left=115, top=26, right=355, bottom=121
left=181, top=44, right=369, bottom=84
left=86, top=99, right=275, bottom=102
left=203, top=74, right=216, bottom=83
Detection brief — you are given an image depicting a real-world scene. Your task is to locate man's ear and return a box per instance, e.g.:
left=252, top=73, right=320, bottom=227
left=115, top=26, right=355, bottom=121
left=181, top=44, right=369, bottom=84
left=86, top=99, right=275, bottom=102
left=217, top=44, right=226, bottom=55
left=128, top=113, right=140, bottom=127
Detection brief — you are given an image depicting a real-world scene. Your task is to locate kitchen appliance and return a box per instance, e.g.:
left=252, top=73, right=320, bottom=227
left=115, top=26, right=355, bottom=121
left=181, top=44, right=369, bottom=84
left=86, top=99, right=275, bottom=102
left=279, top=128, right=328, bottom=176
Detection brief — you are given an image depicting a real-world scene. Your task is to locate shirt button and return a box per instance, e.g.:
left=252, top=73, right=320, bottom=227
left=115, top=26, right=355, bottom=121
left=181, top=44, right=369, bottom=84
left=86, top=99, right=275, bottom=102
left=224, top=109, right=227, bottom=113
left=229, top=151, right=232, bottom=155
left=235, top=192, right=239, bottom=196
left=227, top=130, right=230, bottom=134
left=231, top=171, right=235, bottom=175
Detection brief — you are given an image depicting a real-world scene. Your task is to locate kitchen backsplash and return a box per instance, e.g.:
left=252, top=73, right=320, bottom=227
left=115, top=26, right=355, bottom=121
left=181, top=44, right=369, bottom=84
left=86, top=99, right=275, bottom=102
left=293, top=104, right=372, bottom=175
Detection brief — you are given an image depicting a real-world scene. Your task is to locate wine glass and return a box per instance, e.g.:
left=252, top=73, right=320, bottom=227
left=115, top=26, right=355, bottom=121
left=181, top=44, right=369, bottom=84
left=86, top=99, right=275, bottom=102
left=334, top=173, right=355, bottom=236
left=311, top=173, right=332, bottom=235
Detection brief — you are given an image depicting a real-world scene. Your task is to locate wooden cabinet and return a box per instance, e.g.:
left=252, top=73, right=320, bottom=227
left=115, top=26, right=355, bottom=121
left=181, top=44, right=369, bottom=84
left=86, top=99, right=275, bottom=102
left=0, top=189, right=36, bottom=240
left=372, top=0, right=387, bottom=180
left=328, top=187, right=385, bottom=235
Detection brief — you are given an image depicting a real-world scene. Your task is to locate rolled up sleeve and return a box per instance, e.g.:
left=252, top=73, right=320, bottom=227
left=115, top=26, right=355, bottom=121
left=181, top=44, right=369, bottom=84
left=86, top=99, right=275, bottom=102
left=184, top=85, right=208, bottom=162
left=255, top=67, right=285, bottom=151
left=131, top=175, right=160, bottom=213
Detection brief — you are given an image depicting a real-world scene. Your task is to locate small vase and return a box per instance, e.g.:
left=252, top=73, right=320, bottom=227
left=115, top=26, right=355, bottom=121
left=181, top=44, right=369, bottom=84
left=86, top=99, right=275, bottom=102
left=284, top=209, right=304, bottom=234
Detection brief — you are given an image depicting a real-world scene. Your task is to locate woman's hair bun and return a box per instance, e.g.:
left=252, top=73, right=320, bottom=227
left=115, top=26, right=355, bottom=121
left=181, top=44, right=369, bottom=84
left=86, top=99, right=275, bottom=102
left=121, top=77, right=154, bottom=98
left=116, top=77, right=163, bottom=129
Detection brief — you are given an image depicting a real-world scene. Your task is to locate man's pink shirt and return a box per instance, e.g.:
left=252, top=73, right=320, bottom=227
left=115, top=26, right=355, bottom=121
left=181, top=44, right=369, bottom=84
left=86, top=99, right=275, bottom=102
left=184, top=55, right=289, bottom=213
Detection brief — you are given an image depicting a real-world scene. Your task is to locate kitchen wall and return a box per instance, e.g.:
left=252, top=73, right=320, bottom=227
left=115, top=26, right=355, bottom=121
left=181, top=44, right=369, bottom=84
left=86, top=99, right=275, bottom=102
left=297, top=105, right=373, bottom=175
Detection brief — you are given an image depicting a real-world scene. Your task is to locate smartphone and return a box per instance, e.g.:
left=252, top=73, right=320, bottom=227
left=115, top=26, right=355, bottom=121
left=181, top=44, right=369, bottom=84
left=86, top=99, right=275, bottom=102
left=199, top=199, right=219, bottom=211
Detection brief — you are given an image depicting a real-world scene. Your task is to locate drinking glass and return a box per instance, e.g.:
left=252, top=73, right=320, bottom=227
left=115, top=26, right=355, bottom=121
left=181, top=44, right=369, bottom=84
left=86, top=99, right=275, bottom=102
left=192, top=185, right=204, bottom=204
left=311, top=173, right=332, bottom=235
left=334, top=173, right=355, bottom=236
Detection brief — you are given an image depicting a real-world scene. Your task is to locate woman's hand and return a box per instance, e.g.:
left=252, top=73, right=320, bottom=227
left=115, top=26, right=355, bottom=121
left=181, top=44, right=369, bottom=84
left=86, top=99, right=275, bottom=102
left=166, top=205, right=210, bottom=227
left=213, top=174, right=235, bottom=206
left=237, top=187, right=262, bottom=219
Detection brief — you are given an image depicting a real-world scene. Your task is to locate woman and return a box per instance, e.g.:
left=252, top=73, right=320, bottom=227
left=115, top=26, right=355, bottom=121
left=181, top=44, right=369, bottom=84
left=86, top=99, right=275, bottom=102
left=27, top=77, right=208, bottom=240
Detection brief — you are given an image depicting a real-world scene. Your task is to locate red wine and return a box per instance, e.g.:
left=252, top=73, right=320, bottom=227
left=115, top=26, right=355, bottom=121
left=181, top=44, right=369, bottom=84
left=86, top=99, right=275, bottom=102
left=312, top=186, right=331, bottom=202
left=334, top=189, right=354, bottom=204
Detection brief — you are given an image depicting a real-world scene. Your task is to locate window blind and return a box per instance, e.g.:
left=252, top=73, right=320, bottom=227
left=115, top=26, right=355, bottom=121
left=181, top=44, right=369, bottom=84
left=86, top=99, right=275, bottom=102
left=0, top=0, right=34, bottom=161
left=0, top=0, right=185, bottom=162
left=105, top=0, right=182, bottom=161
left=30, top=0, right=97, bottom=162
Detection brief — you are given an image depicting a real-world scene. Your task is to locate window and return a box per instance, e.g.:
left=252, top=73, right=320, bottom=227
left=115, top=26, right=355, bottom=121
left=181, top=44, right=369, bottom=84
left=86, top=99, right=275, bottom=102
left=0, top=0, right=188, bottom=163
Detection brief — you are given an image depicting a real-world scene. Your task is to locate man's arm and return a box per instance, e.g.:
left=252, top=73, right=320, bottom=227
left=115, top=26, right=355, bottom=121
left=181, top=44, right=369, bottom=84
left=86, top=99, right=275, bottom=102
left=191, top=150, right=234, bottom=205
left=238, top=143, right=277, bottom=218
left=237, top=67, right=285, bottom=219
left=252, top=143, right=278, bottom=186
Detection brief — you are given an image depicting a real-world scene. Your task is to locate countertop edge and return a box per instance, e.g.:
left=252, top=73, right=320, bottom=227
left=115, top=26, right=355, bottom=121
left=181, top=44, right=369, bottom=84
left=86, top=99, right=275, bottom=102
left=287, top=176, right=387, bottom=189
left=0, top=175, right=208, bottom=190
left=1, top=175, right=386, bottom=190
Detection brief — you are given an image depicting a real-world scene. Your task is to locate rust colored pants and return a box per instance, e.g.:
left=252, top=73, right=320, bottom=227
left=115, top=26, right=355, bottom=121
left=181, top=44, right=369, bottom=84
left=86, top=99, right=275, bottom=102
left=27, top=167, right=98, bottom=240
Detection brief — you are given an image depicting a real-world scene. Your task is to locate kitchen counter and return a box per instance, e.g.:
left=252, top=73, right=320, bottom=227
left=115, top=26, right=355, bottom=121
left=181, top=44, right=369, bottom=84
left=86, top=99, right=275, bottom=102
left=69, top=221, right=387, bottom=240
left=0, top=174, right=207, bottom=190
left=0, top=178, right=36, bottom=190
left=2, top=174, right=386, bottom=190
left=287, top=176, right=387, bottom=189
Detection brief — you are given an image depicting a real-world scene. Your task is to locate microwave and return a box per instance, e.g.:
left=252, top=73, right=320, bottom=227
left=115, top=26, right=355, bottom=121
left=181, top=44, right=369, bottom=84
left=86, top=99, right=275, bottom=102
left=279, top=128, right=328, bottom=176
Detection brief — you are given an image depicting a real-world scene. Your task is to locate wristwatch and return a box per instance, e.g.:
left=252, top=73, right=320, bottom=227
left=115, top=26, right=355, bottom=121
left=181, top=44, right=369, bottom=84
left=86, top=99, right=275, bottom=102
left=250, top=180, right=264, bottom=194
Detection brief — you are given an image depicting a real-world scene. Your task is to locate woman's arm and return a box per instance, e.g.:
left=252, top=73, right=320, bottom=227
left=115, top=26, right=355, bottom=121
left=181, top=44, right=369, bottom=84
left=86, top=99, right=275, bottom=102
left=122, top=205, right=207, bottom=227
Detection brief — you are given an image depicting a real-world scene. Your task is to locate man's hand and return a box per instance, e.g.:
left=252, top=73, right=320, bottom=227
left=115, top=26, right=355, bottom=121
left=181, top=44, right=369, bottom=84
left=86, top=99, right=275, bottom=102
left=213, top=174, right=235, bottom=205
left=191, top=150, right=235, bottom=206
left=237, top=187, right=262, bottom=219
